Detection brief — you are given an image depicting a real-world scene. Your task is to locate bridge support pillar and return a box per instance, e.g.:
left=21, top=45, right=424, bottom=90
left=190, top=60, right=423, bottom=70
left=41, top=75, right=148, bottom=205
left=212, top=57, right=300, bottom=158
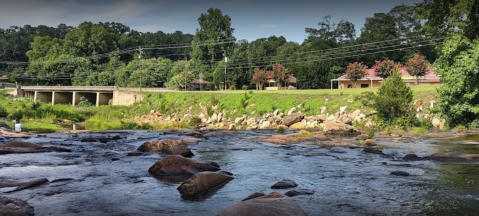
left=96, top=92, right=113, bottom=106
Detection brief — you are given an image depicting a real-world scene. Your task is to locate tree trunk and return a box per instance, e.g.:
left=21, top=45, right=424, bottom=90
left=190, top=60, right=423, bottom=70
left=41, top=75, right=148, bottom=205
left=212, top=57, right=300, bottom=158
left=415, top=77, right=419, bottom=86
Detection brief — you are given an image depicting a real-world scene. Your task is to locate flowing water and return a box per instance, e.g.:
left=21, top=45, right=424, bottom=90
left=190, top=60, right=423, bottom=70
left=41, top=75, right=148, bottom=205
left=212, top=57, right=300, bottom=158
left=1, top=130, right=479, bottom=215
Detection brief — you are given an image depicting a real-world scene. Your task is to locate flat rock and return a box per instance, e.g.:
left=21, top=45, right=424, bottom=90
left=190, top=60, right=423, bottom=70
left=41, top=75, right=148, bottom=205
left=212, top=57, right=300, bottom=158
left=0, top=142, right=70, bottom=155
left=5, top=178, right=49, bottom=193
left=148, top=155, right=220, bottom=176
left=284, top=189, right=315, bottom=197
left=258, top=132, right=331, bottom=145
left=0, top=196, right=34, bottom=216
left=324, top=122, right=361, bottom=136
left=217, top=192, right=307, bottom=216
left=271, top=179, right=298, bottom=189
left=177, top=171, right=233, bottom=199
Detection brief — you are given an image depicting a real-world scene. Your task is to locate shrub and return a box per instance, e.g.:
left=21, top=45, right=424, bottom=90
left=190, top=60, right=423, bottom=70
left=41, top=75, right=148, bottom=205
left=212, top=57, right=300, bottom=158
left=242, top=85, right=248, bottom=90
left=452, top=125, right=467, bottom=133
left=0, top=105, right=7, bottom=118
left=277, top=126, right=286, bottom=134
left=189, top=116, right=202, bottom=127
left=230, top=85, right=236, bottom=90
left=366, top=128, right=375, bottom=138
left=77, top=96, right=92, bottom=107
left=370, top=67, right=414, bottom=125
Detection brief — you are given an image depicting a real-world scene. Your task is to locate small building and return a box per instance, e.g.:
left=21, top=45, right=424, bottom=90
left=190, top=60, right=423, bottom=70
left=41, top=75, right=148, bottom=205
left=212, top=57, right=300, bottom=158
left=192, top=79, right=209, bottom=91
left=330, top=67, right=440, bottom=89
left=265, top=71, right=297, bottom=90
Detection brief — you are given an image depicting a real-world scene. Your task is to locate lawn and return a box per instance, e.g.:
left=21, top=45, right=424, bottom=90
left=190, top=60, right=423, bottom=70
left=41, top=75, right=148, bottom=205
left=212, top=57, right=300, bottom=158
left=161, top=85, right=439, bottom=96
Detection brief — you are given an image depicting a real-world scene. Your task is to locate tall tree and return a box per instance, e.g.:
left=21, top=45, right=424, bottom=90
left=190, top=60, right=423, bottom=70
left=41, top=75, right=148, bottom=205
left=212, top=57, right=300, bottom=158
left=191, top=8, right=236, bottom=66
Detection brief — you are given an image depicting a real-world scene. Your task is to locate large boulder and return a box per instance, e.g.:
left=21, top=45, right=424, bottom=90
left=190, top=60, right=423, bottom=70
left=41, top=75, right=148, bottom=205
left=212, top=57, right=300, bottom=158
left=0, top=196, right=34, bottom=216
left=217, top=192, right=307, bottom=216
left=148, top=155, right=220, bottom=176
left=137, top=139, right=194, bottom=157
left=280, top=113, right=305, bottom=127
left=323, top=122, right=361, bottom=136
left=177, top=171, right=233, bottom=199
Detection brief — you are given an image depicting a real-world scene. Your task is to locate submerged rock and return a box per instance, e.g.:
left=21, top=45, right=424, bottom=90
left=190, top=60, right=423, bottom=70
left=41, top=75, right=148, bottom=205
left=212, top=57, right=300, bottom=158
left=390, top=171, right=411, bottom=177
left=0, top=196, right=34, bottom=216
left=271, top=179, right=298, bottom=189
left=148, top=155, right=220, bottom=176
left=5, top=178, right=49, bottom=193
left=177, top=171, right=234, bottom=199
left=284, top=189, right=315, bottom=197
left=217, top=192, right=307, bottom=216
left=362, top=147, right=384, bottom=155
left=137, top=139, right=194, bottom=157
left=258, top=132, right=331, bottom=145
left=0, top=142, right=70, bottom=155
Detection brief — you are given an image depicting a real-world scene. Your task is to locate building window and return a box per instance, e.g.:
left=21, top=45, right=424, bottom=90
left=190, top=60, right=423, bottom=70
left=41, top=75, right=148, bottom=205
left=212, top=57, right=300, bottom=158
left=361, top=84, right=369, bottom=88
left=347, top=84, right=352, bottom=88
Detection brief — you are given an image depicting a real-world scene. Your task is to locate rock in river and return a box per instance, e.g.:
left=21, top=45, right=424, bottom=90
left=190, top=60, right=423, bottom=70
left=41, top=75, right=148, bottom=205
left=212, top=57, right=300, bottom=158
left=271, top=179, right=298, bottom=189
left=148, top=155, right=220, bottom=176
left=390, top=171, right=411, bottom=177
left=138, top=139, right=194, bottom=157
left=284, top=189, right=315, bottom=197
left=0, top=142, right=70, bottom=155
left=177, top=171, right=233, bottom=199
left=0, top=196, right=34, bottom=216
left=280, top=113, right=304, bottom=127
left=217, top=192, right=307, bottom=216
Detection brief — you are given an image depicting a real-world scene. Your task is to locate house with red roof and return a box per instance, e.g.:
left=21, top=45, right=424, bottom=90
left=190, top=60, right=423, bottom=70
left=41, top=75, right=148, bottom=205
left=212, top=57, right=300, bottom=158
left=330, top=67, right=440, bottom=89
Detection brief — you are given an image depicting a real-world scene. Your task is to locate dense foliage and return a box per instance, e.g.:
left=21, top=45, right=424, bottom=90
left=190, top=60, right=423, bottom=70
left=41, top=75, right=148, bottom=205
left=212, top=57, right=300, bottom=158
left=0, top=4, right=437, bottom=89
left=405, top=54, right=429, bottom=85
left=374, top=59, right=397, bottom=79
left=345, top=62, right=367, bottom=88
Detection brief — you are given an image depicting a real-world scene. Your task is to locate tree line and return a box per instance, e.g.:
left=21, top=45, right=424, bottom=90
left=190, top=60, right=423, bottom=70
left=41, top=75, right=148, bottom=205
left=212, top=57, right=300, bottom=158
left=0, top=3, right=453, bottom=90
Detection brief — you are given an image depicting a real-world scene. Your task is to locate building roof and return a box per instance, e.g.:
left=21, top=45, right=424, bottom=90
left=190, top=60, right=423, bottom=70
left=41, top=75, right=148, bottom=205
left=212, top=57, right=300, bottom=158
left=333, top=67, right=440, bottom=81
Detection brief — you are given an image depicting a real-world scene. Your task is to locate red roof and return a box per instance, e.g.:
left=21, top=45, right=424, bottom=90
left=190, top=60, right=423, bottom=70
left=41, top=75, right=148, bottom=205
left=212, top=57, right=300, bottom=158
left=336, top=67, right=439, bottom=81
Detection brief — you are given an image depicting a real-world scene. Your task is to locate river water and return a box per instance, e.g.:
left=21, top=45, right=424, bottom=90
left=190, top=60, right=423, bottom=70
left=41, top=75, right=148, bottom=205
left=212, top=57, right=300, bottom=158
left=1, top=130, right=478, bottom=215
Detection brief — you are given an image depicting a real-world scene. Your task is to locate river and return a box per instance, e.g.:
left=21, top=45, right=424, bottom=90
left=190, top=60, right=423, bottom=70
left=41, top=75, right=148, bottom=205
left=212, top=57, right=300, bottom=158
left=1, top=130, right=478, bottom=215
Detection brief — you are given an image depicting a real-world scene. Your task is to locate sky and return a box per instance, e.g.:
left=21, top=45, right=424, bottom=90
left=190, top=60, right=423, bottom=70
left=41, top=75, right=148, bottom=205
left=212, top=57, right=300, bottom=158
left=0, top=0, right=423, bottom=43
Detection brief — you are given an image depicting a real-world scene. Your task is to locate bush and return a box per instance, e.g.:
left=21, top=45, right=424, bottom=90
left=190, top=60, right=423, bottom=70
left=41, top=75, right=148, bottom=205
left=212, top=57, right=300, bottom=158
left=242, top=85, right=248, bottom=90
left=189, top=116, right=202, bottom=127
left=366, top=128, right=375, bottom=138
left=0, top=105, right=7, bottom=118
left=77, top=96, right=92, bottom=107
left=370, top=67, right=414, bottom=125
left=277, top=126, right=286, bottom=134
left=230, top=85, right=236, bottom=90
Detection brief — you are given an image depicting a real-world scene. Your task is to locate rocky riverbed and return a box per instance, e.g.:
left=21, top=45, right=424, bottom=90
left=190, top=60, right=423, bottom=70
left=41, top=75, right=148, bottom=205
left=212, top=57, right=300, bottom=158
left=0, top=129, right=479, bottom=215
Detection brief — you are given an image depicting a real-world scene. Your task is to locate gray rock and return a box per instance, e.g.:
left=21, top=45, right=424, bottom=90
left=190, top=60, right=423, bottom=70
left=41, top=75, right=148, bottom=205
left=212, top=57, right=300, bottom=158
left=271, top=179, right=298, bottom=189
left=280, top=113, right=305, bottom=127
left=284, top=189, right=315, bottom=197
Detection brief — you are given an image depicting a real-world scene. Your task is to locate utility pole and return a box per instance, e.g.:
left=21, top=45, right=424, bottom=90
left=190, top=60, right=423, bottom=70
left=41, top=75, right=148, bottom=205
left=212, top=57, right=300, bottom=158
left=139, top=46, right=142, bottom=90
left=223, top=50, right=227, bottom=90
left=185, top=55, right=187, bottom=91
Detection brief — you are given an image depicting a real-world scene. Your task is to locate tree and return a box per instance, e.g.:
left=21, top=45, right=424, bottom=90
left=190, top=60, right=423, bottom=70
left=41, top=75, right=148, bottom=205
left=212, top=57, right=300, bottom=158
left=252, top=68, right=267, bottom=90
left=345, top=62, right=367, bottom=88
left=63, top=22, right=118, bottom=58
left=26, top=36, right=64, bottom=61
left=176, top=71, right=195, bottom=91
left=405, top=54, right=429, bottom=86
left=374, top=59, right=398, bottom=79
left=435, top=34, right=479, bottom=128
left=191, top=8, right=236, bottom=66
left=371, top=67, right=414, bottom=124
left=272, top=63, right=287, bottom=89
left=415, top=0, right=479, bottom=40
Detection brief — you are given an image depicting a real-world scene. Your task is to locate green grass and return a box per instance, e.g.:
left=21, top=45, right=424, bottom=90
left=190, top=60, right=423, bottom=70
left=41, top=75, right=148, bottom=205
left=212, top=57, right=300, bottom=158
left=0, top=120, right=63, bottom=133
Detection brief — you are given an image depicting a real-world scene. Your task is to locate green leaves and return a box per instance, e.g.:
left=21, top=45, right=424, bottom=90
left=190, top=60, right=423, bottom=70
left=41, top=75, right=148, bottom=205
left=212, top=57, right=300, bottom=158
left=436, top=34, right=479, bottom=128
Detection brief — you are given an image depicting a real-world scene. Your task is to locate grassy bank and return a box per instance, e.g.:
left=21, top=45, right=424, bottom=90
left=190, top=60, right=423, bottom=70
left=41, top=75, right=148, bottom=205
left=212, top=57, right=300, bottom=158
left=0, top=86, right=438, bottom=132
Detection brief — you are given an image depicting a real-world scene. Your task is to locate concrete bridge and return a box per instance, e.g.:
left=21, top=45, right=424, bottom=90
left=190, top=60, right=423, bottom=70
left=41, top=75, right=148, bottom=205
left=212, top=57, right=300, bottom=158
left=17, top=86, right=175, bottom=106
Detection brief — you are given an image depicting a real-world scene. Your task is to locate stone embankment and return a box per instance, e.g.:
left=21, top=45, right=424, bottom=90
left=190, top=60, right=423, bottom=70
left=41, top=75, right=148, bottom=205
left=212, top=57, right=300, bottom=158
left=134, top=99, right=445, bottom=131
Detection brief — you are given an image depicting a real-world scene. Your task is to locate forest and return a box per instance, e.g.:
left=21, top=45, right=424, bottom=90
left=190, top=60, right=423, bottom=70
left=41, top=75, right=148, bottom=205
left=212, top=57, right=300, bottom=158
left=0, top=1, right=474, bottom=90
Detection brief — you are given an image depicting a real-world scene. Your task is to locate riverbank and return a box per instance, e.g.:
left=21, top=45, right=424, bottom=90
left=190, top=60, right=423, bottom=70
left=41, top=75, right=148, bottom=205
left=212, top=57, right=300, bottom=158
left=0, top=86, right=439, bottom=133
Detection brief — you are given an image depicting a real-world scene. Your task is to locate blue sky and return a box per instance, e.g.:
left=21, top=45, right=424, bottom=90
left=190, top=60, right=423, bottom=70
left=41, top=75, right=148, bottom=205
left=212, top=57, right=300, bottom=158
left=0, top=0, right=423, bottom=43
